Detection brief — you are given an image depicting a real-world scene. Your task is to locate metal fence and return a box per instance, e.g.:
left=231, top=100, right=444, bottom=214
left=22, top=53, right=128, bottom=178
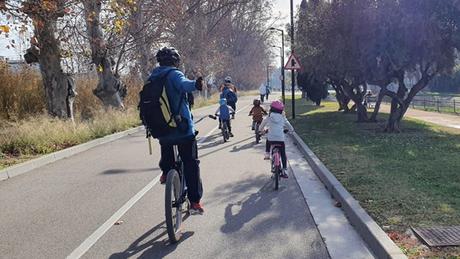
left=377, top=95, right=460, bottom=115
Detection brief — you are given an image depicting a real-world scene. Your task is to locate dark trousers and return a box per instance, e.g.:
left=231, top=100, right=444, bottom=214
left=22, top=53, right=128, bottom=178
left=260, top=95, right=265, bottom=103
left=252, top=120, right=261, bottom=130
left=266, top=140, right=287, bottom=169
left=159, top=139, right=203, bottom=203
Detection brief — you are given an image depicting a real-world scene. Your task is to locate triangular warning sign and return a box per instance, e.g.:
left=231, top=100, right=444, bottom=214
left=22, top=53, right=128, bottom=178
left=284, top=53, right=302, bottom=70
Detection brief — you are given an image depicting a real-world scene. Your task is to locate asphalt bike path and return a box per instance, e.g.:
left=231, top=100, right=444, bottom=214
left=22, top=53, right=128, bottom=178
left=1, top=97, right=333, bottom=259
left=82, top=97, right=329, bottom=258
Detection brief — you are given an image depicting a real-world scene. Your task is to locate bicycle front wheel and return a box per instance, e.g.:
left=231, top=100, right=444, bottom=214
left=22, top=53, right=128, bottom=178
left=165, top=169, right=183, bottom=243
left=222, top=127, right=229, bottom=142
left=274, top=166, right=280, bottom=190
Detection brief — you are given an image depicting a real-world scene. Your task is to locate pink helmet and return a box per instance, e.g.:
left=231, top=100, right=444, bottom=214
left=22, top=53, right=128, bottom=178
left=270, top=100, right=284, bottom=112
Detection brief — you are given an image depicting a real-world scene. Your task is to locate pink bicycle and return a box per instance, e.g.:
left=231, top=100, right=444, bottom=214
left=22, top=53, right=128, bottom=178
left=270, top=143, right=283, bottom=190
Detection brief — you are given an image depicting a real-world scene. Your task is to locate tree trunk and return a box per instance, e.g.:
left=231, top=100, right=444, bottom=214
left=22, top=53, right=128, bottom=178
left=385, top=73, right=407, bottom=132
left=356, top=102, right=368, bottom=122
left=83, top=0, right=125, bottom=108
left=341, top=81, right=368, bottom=122
left=131, top=1, right=152, bottom=81
left=332, top=84, right=350, bottom=112
left=29, top=14, right=74, bottom=119
left=370, top=86, right=386, bottom=122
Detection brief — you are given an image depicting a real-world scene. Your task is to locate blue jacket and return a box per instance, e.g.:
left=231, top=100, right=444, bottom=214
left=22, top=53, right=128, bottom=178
left=220, top=87, right=230, bottom=99
left=221, top=86, right=237, bottom=104
left=149, top=66, right=197, bottom=144
left=218, top=105, right=231, bottom=120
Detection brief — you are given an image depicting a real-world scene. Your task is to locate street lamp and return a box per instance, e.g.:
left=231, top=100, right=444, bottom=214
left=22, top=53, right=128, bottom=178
left=268, top=27, right=286, bottom=104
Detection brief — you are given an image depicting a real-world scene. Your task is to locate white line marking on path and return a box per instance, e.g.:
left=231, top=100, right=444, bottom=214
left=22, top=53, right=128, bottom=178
left=66, top=175, right=160, bottom=259
left=66, top=102, right=251, bottom=259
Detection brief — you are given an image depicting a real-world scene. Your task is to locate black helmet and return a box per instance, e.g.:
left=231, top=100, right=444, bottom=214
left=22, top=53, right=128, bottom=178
left=156, top=47, right=181, bottom=65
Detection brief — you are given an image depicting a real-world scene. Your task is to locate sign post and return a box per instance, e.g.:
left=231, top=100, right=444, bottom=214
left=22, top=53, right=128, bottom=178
left=284, top=53, right=302, bottom=119
left=290, top=0, right=296, bottom=119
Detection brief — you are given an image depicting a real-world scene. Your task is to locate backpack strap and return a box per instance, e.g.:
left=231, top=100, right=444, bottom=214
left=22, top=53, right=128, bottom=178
left=163, top=68, right=186, bottom=118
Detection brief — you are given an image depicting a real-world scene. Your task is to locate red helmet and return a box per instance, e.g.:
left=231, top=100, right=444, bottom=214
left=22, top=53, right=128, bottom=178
left=270, top=100, right=284, bottom=112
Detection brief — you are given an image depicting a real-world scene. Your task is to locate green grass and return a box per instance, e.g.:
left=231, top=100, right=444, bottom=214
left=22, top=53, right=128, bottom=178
left=286, top=99, right=460, bottom=230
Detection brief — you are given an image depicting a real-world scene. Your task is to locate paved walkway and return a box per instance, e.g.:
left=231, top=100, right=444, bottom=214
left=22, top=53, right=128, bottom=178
left=380, top=104, right=460, bottom=129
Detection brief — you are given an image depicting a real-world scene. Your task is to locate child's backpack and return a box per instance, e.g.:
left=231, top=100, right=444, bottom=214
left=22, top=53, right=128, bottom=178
left=139, top=69, right=181, bottom=138
left=226, top=90, right=238, bottom=103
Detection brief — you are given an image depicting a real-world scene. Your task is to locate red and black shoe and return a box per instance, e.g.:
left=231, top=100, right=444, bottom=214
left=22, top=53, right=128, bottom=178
left=190, top=202, right=204, bottom=215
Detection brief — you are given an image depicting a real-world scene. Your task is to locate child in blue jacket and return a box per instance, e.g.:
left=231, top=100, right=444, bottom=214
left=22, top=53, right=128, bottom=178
left=215, top=98, right=235, bottom=137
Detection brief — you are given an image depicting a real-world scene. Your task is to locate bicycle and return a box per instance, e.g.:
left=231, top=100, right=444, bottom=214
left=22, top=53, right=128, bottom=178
left=253, top=121, right=262, bottom=144
left=209, top=114, right=232, bottom=142
left=270, top=143, right=283, bottom=190
left=260, top=130, right=289, bottom=190
left=165, top=145, right=190, bottom=243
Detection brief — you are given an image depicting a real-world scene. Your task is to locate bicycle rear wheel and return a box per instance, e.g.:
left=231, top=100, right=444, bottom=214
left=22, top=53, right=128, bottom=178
left=255, top=123, right=260, bottom=144
left=165, top=169, right=183, bottom=243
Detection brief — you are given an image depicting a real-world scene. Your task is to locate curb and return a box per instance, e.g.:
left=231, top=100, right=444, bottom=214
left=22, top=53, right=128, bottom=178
left=291, top=132, right=407, bottom=259
left=0, top=126, right=143, bottom=182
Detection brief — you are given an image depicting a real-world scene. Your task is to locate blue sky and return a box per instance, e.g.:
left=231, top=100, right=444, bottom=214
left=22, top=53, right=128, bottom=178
left=274, top=0, right=292, bottom=24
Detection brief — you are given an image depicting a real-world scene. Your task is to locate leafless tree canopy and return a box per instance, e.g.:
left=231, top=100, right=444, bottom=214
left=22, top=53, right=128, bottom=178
left=1, top=0, right=275, bottom=117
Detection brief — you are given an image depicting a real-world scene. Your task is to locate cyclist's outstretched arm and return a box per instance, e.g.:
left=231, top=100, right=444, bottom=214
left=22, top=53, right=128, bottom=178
left=262, top=107, right=268, bottom=115
left=259, top=117, right=268, bottom=132
left=170, top=70, right=198, bottom=93
left=284, top=117, right=294, bottom=132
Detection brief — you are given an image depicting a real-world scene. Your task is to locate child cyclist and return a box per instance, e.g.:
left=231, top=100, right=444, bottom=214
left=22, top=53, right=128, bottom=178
left=215, top=98, right=235, bottom=137
left=249, top=99, right=267, bottom=130
left=259, top=100, right=293, bottom=178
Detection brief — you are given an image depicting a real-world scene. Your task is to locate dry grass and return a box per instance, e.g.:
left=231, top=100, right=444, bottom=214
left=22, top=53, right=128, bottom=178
left=0, top=61, right=46, bottom=120
left=0, top=63, right=143, bottom=169
left=0, top=108, right=140, bottom=169
left=193, top=93, right=220, bottom=109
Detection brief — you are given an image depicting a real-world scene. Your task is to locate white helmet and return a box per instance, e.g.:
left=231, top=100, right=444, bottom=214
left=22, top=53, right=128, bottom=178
left=224, top=76, right=232, bottom=83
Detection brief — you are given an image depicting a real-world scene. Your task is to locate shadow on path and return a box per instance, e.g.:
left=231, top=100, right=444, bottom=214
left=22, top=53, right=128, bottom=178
left=199, top=136, right=253, bottom=159
left=220, top=179, right=278, bottom=233
left=109, top=215, right=192, bottom=259
left=100, top=168, right=160, bottom=175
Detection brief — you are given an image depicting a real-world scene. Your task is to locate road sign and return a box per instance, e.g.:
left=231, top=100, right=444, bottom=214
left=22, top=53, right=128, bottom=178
left=284, top=53, right=302, bottom=70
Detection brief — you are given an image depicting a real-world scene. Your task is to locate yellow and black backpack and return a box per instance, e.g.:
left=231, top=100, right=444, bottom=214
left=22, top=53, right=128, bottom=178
left=139, top=69, right=181, bottom=138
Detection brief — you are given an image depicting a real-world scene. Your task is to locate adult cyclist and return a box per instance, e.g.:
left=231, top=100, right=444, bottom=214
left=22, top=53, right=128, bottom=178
left=220, top=76, right=238, bottom=118
left=149, top=47, right=204, bottom=214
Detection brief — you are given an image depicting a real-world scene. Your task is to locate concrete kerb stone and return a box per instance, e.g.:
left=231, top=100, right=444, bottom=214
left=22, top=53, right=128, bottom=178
left=0, top=171, right=7, bottom=181
left=0, top=126, right=143, bottom=182
left=290, top=131, right=407, bottom=259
